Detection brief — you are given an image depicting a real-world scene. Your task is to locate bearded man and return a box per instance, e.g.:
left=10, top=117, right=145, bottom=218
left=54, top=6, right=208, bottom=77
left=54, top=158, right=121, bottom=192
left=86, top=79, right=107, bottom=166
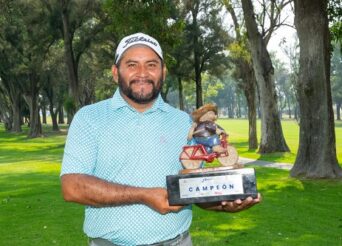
left=60, top=33, right=261, bottom=246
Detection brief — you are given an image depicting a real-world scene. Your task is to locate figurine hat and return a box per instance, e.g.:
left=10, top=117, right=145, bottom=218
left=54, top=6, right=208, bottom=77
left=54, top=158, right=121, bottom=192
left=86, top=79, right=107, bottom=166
left=191, top=104, right=218, bottom=122
left=115, top=32, right=163, bottom=64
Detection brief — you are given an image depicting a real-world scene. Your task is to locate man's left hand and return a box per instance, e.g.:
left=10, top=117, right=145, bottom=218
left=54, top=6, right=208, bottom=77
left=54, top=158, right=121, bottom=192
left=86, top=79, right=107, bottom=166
left=220, top=193, right=262, bottom=212
left=196, top=193, right=262, bottom=212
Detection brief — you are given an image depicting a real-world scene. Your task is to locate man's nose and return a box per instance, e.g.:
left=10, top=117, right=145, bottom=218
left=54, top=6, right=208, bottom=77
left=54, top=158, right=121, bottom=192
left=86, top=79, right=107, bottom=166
left=136, top=65, right=148, bottom=77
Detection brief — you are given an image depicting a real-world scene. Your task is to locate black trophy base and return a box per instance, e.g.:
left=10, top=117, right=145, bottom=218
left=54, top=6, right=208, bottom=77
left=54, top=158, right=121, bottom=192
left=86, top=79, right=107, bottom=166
left=166, top=167, right=258, bottom=205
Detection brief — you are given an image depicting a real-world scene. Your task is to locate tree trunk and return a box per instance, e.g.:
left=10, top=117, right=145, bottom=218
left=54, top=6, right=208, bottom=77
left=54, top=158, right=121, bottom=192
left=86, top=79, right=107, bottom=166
left=11, top=94, right=22, bottom=132
left=25, top=94, right=42, bottom=138
left=294, top=105, right=299, bottom=121
left=287, top=96, right=292, bottom=119
left=178, top=77, right=184, bottom=110
left=336, top=102, right=341, bottom=120
left=42, top=105, right=47, bottom=124
left=67, top=110, right=73, bottom=125
left=24, top=72, right=43, bottom=138
left=5, top=80, right=23, bottom=132
left=61, top=0, right=79, bottom=111
left=58, top=105, right=65, bottom=124
left=242, top=0, right=289, bottom=153
left=191, top=2, right=203, bottom=109
left=50, top=104, right=59, bottom=131
left=228, top=103, right=234, bottom=118
left=244, top=81, right=258, bottom=150
left=45, top=86, right=59, bottom=131
left=226, top=2, right=258, bottom=149
left=291, top=0, right=342, bottom=178
left=0, top=97, right=13, bottom=131
left=1, top=115, right=12, bottom=131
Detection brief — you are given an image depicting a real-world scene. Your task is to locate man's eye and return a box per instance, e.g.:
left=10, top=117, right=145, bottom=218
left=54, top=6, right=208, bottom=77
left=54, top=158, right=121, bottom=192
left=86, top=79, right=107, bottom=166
left=148, top=63, right=157, bottom=68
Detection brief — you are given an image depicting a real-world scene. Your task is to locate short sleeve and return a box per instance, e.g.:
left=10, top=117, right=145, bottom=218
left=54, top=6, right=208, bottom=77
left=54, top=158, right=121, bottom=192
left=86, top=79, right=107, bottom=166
left=60, top=109, right=98, bottom=176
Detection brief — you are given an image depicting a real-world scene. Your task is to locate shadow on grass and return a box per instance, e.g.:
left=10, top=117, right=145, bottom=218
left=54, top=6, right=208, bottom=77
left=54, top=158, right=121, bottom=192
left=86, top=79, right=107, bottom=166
left=0, top=143, right=65, bottom=164
left=191, top=167, right=342, bottom=246
left=0, top=126, right=66, bottom=165
left=232, top=141, right=297, bottom=164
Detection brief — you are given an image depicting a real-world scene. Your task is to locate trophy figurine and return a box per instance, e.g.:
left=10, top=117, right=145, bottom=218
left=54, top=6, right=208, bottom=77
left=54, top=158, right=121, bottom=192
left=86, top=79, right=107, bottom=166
left=167, top=104, right=258, bottom=205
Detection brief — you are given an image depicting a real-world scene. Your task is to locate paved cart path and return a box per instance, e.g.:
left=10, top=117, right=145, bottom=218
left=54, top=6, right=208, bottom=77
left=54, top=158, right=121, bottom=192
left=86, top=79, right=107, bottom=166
left=239, top=157, right=293, bottom=170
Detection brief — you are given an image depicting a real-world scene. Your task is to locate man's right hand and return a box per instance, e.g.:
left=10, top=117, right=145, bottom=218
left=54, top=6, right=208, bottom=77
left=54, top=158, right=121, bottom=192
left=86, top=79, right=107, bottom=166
left=143, top=187, right=184, bottom=214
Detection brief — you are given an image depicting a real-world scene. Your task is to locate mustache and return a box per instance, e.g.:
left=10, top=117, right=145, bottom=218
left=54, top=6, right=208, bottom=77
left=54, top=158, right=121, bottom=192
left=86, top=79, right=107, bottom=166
left=129, top=79, right=154, bottom=86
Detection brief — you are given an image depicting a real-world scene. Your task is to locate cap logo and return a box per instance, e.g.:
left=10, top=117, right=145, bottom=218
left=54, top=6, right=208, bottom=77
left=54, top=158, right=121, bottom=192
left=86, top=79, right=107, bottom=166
left=115, top=32, right=163, bottom=64
left=122, top=35, right=158, bottom=49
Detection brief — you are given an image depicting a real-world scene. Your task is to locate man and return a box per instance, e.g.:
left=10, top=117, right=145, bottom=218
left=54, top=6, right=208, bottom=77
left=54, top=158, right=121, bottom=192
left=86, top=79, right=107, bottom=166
left=61, top=32, right=261, bottom=246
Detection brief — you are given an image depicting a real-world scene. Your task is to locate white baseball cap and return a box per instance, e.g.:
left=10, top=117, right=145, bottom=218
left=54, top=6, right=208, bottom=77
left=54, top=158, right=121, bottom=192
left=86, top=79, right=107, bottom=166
left=114, top=32, right=163, bottom=64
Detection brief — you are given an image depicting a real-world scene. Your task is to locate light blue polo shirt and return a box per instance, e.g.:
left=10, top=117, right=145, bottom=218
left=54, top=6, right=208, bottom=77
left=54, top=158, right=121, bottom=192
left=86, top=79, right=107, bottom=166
left=61, top=89, right=192, bottom=245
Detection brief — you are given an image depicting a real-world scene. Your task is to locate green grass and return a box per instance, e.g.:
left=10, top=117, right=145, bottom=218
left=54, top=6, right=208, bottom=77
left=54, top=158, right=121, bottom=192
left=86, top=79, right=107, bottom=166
left=218, top=119, right=342, bottom=166
left=192, top=167, right=342, bottom=245
left=0, top=125, right=88, bottom=245
left=1, top=121, right=342, bottom=245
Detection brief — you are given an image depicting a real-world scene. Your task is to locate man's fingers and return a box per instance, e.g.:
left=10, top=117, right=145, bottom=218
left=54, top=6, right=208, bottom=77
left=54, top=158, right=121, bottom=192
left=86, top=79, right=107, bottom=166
left=220, top=193, right=262, bottom=212
left=169, top=205, right=184, bottom=212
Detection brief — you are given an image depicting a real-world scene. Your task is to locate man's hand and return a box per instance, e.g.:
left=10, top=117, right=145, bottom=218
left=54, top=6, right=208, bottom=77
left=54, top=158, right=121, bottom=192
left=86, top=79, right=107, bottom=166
left=220, top=193, right=262, bottom=212
left=196, top=193, right=262, bottom=212
left=143, top=188, right=184, bottom=214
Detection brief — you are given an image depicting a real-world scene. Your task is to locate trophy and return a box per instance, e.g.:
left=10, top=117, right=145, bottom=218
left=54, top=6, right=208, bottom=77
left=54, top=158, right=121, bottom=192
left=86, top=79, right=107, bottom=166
left=167, top=104, right=258, bottom=205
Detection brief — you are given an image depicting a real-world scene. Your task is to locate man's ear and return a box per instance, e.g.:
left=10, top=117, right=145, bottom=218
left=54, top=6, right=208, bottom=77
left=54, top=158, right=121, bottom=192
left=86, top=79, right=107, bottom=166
left=112, top=65, right=119, bottom=84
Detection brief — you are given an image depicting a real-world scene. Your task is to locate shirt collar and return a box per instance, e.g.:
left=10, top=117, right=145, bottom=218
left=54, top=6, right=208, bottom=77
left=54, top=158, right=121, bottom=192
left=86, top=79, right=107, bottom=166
left=111, top=89, right=169, bottom=113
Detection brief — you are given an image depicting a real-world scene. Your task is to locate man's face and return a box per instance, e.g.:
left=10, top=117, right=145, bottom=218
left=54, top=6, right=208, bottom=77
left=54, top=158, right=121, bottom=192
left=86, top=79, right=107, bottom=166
left=113, top=45, right=166, bottom=104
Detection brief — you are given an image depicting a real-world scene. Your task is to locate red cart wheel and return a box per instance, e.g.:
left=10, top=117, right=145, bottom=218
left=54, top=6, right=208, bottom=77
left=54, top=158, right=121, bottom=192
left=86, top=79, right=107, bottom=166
left=218, top=145, right=239, bottom=167
left=180, top=147, right=204, bottom=169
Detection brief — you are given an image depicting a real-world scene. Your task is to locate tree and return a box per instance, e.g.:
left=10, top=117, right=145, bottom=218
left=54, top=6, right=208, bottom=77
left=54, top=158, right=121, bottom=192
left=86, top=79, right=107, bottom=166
left=0, top=82, right=13, bottom=131
left=0, top=1, right=24, bottom=132
left=103, top=0, right=185, bottom=102
left=0, top=0, right=52, bottom=137
left=273, top=56, right=296, bottom=119
left=168, top=31, right=193, bottom=110
left=290, top=0, right=342, bottom=178
left=207, top=72, right=244, bottom=119
left=331, top=43, right=342, bottom=120
left=43, top=0, right=108, bottom=122
left=184, top=0, right=230, bottom=108
left=241, top=0, right=290, bottom=153
left=224, top=0, right=258, bottom=149
left=279, top=34, right=300, bottom=121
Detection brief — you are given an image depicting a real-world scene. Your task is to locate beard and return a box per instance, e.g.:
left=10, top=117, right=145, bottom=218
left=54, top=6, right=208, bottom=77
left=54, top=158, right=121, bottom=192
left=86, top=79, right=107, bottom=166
left=118, top=73, right=164, bottom=104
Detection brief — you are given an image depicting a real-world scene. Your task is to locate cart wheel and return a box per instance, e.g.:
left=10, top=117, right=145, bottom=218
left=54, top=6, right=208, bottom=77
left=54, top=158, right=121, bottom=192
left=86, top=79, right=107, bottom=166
left=180, top=148, right=204, bottom=169
left=218, top=146, right=239, bottom=166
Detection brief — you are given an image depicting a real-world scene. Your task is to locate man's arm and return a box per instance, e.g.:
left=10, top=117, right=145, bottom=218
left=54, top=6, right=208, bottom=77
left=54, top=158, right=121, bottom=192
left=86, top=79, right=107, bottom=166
left=196, top=193, right=262, bottom=213
left=61, top=174, right=183, bottom=214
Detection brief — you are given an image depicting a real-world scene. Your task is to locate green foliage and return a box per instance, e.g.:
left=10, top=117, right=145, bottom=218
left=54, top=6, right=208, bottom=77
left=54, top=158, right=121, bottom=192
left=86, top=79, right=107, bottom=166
left=63, top=96, right=76, bottom=114
left=328, top=0, right=342, bottom=47
left=102, top=0, right=183, bottom=63
left=228, top=40, right=251, bottom=62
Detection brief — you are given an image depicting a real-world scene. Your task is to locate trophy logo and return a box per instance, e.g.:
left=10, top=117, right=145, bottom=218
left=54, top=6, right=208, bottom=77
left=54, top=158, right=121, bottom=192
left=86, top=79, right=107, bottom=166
left=167, top=104, right=258, bottom=205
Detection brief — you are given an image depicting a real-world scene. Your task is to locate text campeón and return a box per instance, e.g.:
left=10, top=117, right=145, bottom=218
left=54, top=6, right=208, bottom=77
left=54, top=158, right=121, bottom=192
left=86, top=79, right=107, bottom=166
left=188, top=183, right=235, bottom=193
